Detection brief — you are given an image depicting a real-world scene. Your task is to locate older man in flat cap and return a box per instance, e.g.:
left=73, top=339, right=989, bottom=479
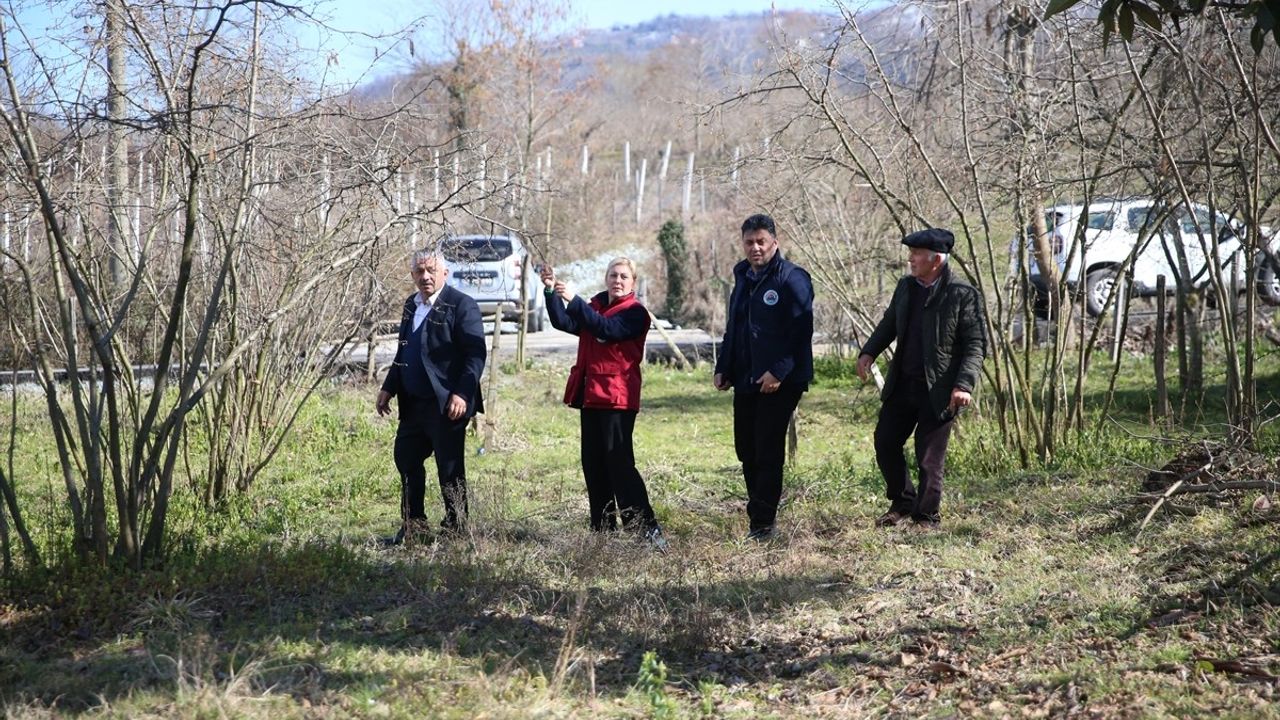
left=856, top=229, right=987, bottom=528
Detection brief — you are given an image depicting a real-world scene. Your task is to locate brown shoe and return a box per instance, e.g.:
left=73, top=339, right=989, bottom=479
left=874, top=510, right=908, bottom=528
left=910, top=514, right=941, bottom=529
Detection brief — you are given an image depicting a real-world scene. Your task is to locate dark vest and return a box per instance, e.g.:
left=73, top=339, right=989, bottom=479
left=402, top=313, right=432, bottom=399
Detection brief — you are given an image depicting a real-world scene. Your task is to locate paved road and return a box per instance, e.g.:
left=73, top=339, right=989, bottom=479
left=0, top=325, right=720, bottom=388
left=339, top=324, right=720, bottom=370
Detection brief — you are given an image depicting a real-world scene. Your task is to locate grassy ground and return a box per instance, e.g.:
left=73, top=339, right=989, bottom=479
left=2, top=356, right=1280, bottom=718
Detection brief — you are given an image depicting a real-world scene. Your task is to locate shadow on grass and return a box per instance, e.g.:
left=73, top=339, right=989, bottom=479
left=641, top=385, right=870, bottom=422
left=640, top=390, right=733, bottom=413
left=1111, top=528, right=1280, bottom=641
left=1077, top=366, right=1280, bottom=427
left=0, top=533, right=882, bottom=711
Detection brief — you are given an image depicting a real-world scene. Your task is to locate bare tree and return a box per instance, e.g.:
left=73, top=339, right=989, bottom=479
left=0, top=0, right=504, bottom=568
left=729, top=0, right=1278, bottom=466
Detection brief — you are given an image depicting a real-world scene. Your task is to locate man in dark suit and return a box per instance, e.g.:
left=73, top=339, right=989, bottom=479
left=376, top=250, right=486, bottom=543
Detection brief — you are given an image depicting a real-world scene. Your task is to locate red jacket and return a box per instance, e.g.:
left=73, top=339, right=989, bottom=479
left=553, top=292, right=649, bottom=411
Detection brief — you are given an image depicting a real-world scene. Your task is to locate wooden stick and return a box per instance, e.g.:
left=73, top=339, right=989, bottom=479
left=1137, top=478, right=1185, bottom=537
left=1135, top=477, right=1279, bottom=500
left=1155, top=275, right=1168, bottom=420
left=647, top=311, right=689, bottom=370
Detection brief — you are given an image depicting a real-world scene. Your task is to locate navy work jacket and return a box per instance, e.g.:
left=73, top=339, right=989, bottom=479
left=714, top=252, right=814, bottom=393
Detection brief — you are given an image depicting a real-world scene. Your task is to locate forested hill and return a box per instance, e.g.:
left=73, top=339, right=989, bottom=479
left=359, top=7, right=930, bottom=101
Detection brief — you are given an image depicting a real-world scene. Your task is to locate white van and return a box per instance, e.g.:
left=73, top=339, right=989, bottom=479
left=1017, top=199, right=1280, bottom=316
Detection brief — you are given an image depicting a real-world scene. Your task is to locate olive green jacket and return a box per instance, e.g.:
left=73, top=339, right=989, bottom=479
left=861, top=265, right=987, bottom=418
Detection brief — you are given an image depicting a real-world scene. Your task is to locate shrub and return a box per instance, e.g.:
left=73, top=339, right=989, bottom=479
left=657, top=220, right=689, bottom=324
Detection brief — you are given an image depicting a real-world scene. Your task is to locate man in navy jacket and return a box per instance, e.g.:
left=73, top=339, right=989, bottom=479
left=714, top=214, right=814, bottom=541
left=376, top=250, right=486, bottom=543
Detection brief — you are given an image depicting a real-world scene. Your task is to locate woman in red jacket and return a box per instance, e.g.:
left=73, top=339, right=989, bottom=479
left=540, top=258, right=666, bottom=549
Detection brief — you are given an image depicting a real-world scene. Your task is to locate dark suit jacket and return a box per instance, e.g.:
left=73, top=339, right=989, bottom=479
left=381, top=284, right=487, bottom=417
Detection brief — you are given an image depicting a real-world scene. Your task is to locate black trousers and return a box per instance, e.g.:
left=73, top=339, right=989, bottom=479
left=733, top=387, right=803, bottom=532
left=873, top=378, right=953, bottom=521
left=394, top=394, right=468, bottom=528
left=580, top=408, right=657, bottom=532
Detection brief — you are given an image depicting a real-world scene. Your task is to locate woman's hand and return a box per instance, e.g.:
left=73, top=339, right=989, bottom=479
left=554, top=280, right=575, bottom=303
left=539, top=264, right=555, bottom=289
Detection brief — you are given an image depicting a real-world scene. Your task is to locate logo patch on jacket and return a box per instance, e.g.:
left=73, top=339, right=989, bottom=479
left=763, top=289, right=780, bottom=306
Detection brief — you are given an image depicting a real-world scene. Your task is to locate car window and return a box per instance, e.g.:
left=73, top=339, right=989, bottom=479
left=1087, top=211, right=1114, bottom=230
left=1180, top=208, right=1233, bottom=235
left=1126, top=206, right=1157, bottom=232
left=442, top=238, right=514, bottom=262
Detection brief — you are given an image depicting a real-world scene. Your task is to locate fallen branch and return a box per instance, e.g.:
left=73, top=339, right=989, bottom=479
left=1137, top=478, right=1186, bottom=538
left=1195, top=656, right=1279, bottom=681
left=983, top=646, right=1028, bottom=667
left=1135, top=478, right=1280, bottom=500
left=1143, top=457, right=1214, bottom=493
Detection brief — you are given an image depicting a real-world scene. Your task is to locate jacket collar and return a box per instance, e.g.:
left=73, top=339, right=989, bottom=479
left=404, top=284, right=457, bottom=316
left=591, top=290, right=639, bottom=313
left=920, top=264, right=951, bottom=307
left=434, top=284, right=458, bottom=307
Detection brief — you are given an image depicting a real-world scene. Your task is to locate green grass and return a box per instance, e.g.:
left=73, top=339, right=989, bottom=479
left=2, top=355, right=1280, bottom=718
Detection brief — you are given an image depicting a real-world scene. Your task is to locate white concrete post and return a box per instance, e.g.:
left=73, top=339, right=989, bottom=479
left=635, top=157, right=647, bottom=224
left=681, top=152, right=695, bottom=217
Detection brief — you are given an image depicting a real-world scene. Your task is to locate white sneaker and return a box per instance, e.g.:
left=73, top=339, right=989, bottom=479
left=645, top=527, right=669, bottom=552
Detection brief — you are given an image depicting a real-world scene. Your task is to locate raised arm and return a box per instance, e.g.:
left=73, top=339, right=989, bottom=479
left=565, top=297, right=649, bottom=342
left=545, top=287, right=580, bottom=335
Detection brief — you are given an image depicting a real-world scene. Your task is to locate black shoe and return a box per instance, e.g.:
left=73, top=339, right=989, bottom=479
left=380, top=525, right=407, bottom=547
left=746, top=526, right=775, bottom=542
left=439, top=517, right=469, bottom=538
left=382, top=520, right=432, bottom=547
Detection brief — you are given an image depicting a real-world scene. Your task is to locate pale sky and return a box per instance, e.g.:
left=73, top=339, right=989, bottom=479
left=308, top=0, right=845, bottom=87
left=8, top=0, right=848, bottom=90
left=317, top=0, right=841, bottom=37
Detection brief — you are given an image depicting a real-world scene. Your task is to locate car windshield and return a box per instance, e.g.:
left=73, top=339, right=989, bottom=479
left=442, top=238, right=514, bottom=263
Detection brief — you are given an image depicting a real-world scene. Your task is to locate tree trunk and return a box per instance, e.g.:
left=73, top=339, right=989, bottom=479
left=105, top=0, right=130, bottom=290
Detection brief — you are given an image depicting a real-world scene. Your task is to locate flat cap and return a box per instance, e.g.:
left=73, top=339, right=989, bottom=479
left=902, top=228, right=954, bottom=254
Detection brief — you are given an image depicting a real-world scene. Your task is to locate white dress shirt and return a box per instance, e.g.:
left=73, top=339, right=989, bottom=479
left=413, top=289, right=440, bottom=332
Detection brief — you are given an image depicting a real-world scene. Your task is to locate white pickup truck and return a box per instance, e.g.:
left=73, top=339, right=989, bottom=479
left=1016, top=198, right=1280, bottom=317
